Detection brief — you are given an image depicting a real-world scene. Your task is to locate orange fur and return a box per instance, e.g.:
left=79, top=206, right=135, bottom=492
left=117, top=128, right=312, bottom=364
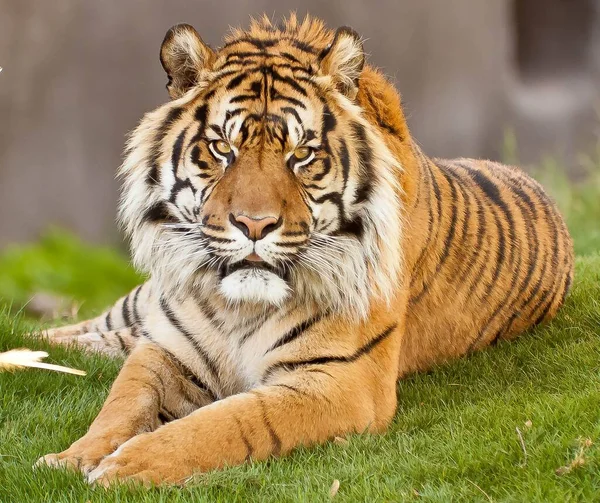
left=38, top=15, right=573, bottom=485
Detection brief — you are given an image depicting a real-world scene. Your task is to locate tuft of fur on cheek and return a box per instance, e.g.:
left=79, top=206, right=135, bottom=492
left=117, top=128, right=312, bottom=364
left=292, top=234, right=370, bottom=320
left=128, top=224, right=216, bottom=298
left=331, top=94, right=405, bottom=308
left=219, top=270, right=290, bottom=306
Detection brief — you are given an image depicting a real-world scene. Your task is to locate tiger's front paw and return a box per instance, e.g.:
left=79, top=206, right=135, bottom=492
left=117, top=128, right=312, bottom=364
left=34, top=434, right=127, bottom=475
left=87, top=432, right=192, bottom=486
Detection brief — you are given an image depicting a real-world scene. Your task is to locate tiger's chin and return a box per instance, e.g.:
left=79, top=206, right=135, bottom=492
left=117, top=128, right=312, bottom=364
left=218, top=263, right=291, bottom=306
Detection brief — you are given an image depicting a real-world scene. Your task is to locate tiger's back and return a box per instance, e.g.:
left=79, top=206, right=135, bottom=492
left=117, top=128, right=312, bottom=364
left=399, top=155, right=574, bottom=374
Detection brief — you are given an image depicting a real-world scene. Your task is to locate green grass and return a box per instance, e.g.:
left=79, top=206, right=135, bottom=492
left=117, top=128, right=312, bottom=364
left=0, top=166, right=599, bottom=501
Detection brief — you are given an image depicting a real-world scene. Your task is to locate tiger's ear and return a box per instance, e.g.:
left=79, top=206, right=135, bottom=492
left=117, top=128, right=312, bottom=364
left=319, top=26, right=365, bottom=99
left=160, top=24, right=215, bottom=100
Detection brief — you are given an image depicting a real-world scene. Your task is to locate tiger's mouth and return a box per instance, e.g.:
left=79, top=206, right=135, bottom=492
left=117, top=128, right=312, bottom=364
left=217, top=259, right=292, bottom=305
left=218, top=259, right=290, bottom=281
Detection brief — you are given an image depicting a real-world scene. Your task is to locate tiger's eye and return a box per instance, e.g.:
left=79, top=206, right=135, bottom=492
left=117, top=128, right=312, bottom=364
left=294, top=146, right=311, bottom=160
left=214, top=140, right=232, bottom=154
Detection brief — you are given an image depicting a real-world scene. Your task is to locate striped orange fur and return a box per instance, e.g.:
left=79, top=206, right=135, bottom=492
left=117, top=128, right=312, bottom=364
left=37, top=15, right=574, bottom=485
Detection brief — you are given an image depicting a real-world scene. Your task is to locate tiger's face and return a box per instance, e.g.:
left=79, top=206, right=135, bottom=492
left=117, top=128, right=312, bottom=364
left=119, top=17, right=402, bottom=316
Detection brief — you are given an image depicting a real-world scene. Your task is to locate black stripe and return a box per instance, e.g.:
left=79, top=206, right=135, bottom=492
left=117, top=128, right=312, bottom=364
left=270, top=91, right=306, bottom=109
left=273, top=383, right=307, bottom=395
left=121, top=294, right=132, bottom=327
left=491, top=171, right=541, bottom=337
left=262, top=324, right=397, bottom=383
left=195, top=104, right=208, bottom=125
left=462, top=166, right=507, bottom=300
left=159, top=297, right=220, bottom=383
left=558, top=271, right=573, bottom=308
left=188, top=106, right=209, bottom=145
left=410, top=166, right=459, bottom=304
left=339, top=139, right=351, bottom=193
left=199, top=231, right=233, bottom=244
left=211, top=68, right=244, bottom=81
left=282, top=229, right=309, bottom=237
left=230, top=93, right=262, bottom=104
left=410, top=150, right=437, bottom=274
left=250, top=391, right=282, bottom=456
left=138, top=363, right=167, bottom=398
left=171, top=128, right=187, bottom=175
left=321, top=102, right=337, bottom=141
left=532, top=288, right=555, bottom=326
left=510, top=176, right=562, bottom=323
left=351, top=122, right=374, bottom=204
left=226, top=50, right=266, bottom=60
left=226, top=72, right=250, bottom=90
left=308, top=191, right=345, bottom=231
left=105, top=311, right=113, bottom=331
left=306, top=368, right=334, bottom=378
left=190, top=145, right=210, bottom=171
left=234, top=416, right=254, bottom=462
left=237, top=308, right=278, bottom=347
left=202, top=222, right=225, bottom=232
left=465, top=165, right=523, bottom=350
left=127, top=378, right=162, bottom=405
left=444, top=165, right=471, bottom=259
left=224, top=108, right=246, bottom=123
left=442, top=164, right=485, bottom=285
left=147, top=107, right=184, bottom=185
left=114, top=331, right=126, bottom=352
left=169, top=178, right=197, bottom=204
left=281, top=106, right=302, bottom=124
left=264, top=313, right=326, bottom=354
left=142, top=329, right=218, bottom=402
left=131, top=285, right=142, bottom=324
left=338, top=215, right=364, bottom=239
left=291, top=40, right=317, bottom=54
left=188, top=375, right=217, bottom=402
left=512, top=236, right=549, bottom=321
left=412, top=153, right=445, bottom=278
left=363, top=88, right=403, bottom=138
left=273, top=240, right=307, bottom=248
left=270, top=70, right=308, bottom=96
left=530, top=218, right=571, bottom=326
left=311, top=157, right=331, bottom=182
left=158, top=410, right=176, bottom=424
left=198, top=298, right=221, bottom=330
left=142, top=201, right=174, bottom=224
left=222, top=37, right=267, bottom=50
left=280, top=51, right=303, bottom=65
left=532, top=231, right=565, bottom=323
left=411, top=145, right=422, bottom=208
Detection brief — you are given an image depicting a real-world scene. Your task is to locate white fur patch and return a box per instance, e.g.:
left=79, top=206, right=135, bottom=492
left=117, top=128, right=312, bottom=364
left=219, top=269, right=290, bottom=306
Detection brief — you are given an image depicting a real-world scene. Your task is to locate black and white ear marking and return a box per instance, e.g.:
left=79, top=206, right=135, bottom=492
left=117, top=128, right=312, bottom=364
left=160, top=23, right=215, bottom=100
left=319, top=26, right=365, bottom=99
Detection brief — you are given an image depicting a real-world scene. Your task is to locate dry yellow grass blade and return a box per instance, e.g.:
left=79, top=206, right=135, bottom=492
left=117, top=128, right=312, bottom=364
left=0, top=349, right=86, bottom=376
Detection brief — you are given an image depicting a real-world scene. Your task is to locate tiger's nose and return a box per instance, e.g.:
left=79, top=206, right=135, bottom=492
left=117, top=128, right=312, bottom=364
left=229, top=214, right=282, bottom=241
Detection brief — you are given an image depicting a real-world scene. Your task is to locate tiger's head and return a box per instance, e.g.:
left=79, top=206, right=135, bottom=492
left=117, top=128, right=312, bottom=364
left=119, top=15, right=403, bottom=318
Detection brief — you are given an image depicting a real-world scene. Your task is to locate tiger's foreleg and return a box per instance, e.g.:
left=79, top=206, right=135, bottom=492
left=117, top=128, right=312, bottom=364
left=35, top=343, right=213, bottom=474
left=39, top=283, right=150, bottom=355
left=86, top=323, right=401, bottom=486
left=49, top=327, right=140, bottom=356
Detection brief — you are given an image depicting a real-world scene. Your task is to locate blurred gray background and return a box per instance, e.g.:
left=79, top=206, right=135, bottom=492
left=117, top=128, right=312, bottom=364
left=1, top=0, right=599, bottom=246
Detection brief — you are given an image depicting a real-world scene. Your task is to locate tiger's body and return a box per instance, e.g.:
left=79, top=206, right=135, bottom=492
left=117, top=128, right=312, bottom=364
left=37, top=15, right=573, bottom=485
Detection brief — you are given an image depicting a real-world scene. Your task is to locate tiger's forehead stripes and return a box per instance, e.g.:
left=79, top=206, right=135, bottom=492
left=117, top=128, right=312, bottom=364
left=197, top=64, right=326, bottom=152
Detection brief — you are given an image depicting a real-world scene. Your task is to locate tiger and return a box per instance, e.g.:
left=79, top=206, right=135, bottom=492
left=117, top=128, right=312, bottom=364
left=35, top=14, right=574, bottom=486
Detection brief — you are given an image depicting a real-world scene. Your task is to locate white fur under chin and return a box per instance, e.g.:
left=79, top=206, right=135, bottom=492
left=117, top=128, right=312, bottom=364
left=218, top=269, right=290, bottom=306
